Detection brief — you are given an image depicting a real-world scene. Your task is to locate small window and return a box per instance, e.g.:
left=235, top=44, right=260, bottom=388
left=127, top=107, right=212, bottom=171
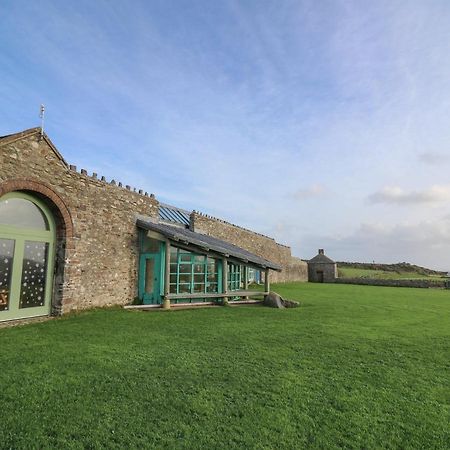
left=0, top=198, right=49, bottom=230
left=141, top=235, right=160, bottom=253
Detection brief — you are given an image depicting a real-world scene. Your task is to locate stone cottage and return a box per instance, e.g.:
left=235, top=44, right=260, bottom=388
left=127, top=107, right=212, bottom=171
left=308, top=249, right=337, bottom=283
left=0, top=128, right=307, bottom=322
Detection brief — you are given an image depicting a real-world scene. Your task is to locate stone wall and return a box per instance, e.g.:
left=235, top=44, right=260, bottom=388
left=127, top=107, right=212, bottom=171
left=282, top=256, right=309, bottom=283
left=0, top=129, right=159, bottom=313
left=334, top=278, right=447, bottom=289
left=1, top=128, right=307, bottom=318
left=308, top=262, right=337, bottom=283
left=190, top=211, right=307, bottom=283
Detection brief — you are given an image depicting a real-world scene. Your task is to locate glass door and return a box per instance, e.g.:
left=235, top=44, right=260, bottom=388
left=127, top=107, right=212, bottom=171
left=139, top=254, right=161, bottom=304
left=0, top=193, right=56, bottom=322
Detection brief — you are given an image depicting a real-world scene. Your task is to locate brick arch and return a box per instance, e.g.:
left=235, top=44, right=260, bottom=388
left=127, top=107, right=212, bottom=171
left=0, top=178, right=73, bottom=239
left=0, top=178, right=74, bottom=316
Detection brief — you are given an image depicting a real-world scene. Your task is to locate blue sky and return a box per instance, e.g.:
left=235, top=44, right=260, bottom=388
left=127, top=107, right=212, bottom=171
left=1, top=0, right=450, bottom=269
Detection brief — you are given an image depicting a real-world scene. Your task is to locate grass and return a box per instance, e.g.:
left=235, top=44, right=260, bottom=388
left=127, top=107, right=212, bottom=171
left=338, top=266, right=448, bottom=281
left=0, top=282, right=449, bottom=449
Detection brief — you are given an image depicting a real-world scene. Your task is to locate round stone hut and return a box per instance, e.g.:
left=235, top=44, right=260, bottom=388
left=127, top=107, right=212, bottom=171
left=308, top=249, right=337, bottom=283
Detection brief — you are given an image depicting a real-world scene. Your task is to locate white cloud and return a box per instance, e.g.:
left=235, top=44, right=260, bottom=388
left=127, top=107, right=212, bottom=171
left=3, top=1, right=450, bottom=270
left=298, top=217, right=450, bottom=270
left=368, top=185, right=450, bottom=205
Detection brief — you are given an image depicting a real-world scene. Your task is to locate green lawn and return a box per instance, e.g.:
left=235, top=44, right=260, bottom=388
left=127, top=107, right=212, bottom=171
left=338, top=266, right=447, bottom=281
left=1, top=283, right=449, bottom=449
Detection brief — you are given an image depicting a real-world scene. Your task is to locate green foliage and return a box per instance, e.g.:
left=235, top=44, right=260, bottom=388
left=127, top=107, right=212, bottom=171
left=0, top=283, right=449, bottom=449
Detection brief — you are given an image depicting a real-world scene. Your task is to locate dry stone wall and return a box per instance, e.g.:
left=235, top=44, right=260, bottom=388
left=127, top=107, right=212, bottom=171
left=335, top=278, right=447, bottom=289
left=0, top=130, right=158, bottom=313
left=190, top=212, right=307, bottom=282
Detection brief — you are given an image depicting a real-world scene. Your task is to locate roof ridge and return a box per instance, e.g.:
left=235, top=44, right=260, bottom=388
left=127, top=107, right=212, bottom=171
left=309, top=253, right=335, bottom=263
left=0, top=127, right=41, bottom=144
left=0, top=127, right=68, bottom=167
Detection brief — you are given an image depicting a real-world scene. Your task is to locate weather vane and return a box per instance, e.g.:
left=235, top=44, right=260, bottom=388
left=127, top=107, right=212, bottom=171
left=39, top=104, right=45, bottom=139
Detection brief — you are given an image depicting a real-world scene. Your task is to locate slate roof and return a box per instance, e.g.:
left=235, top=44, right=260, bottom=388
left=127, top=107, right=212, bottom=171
left=308, top=253, right=336, bottom=264
left=137, top=218, right=281, bottom=271
left=159, top=203, right=190, bottom=227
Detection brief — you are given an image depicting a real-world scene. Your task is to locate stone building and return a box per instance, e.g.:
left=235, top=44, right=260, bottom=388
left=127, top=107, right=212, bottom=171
left=0, top=128, right=307, bottom=322
left=307, top=249, right=337, bottom=283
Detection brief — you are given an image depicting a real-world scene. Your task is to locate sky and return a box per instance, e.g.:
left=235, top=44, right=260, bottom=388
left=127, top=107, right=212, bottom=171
left=1, top=0, right=450, bottom=270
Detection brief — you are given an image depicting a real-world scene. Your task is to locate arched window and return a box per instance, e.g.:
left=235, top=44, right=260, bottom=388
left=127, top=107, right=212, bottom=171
left=0, top=197, right=50, bottom=230
left=0, top=192, right=55, bottom=322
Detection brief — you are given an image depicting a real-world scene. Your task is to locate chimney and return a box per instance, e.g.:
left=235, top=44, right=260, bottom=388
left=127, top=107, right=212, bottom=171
left=318, top=249, right=324, bottom=255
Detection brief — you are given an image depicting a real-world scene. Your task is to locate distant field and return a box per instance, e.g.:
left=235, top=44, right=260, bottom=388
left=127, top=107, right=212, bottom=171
left=338, top=266, right=448, bottom=281
left=0, top=282, right=449, bottom=449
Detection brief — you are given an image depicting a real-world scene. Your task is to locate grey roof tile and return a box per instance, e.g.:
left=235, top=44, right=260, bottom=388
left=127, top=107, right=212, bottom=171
left=308, top=253, right=336, bottom=264
left=137, top=218, right=281, bottom=271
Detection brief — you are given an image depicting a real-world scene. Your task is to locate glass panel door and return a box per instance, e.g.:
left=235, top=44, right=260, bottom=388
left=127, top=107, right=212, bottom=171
left=0, top=239, right=15, bottom=312
left=139, top=254, right=161, bottom=304
left=19, top=241, right=49, bottom=309
left=144, top=258, right=155, bottom=295
left=0, top=192, right=55, bottom=322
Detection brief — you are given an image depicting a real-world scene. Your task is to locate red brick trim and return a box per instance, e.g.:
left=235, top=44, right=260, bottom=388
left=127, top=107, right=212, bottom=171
left=0, top=178, right=74, bottom=238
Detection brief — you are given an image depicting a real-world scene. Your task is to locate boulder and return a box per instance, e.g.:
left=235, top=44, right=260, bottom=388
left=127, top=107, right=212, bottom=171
left=263, top=291, right=300, bottom=309
left=263, top=292, right=285, bottom=308
left=282, top=299, right=300, bottom=308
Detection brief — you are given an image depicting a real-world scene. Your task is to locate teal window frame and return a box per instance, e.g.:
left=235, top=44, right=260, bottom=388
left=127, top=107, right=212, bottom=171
left=169, top=247, right=222, bottom=302
left=227, top=262, right=242, bottom=291
left=138, top=231, right=164, bottom=304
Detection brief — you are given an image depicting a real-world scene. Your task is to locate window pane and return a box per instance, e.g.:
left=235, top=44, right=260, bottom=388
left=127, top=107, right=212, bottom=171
left=193, top=283, right=205, bottom=293
left=194, top=274, right=204, bottom=284
left=180, top=253, right=191, bottom=262
left=179, top=273, right=191, bottom=284
left=0, top=239, right=15, bottom=311
left=179, top=264, right=191, bottom=274
left=193, top=263, right=204, bottom=273
left=19, top=241, right=49, bottom=309
left=169, top=284, right=177, bottom=294
left=144, top=258, right=155, bottom=294
left=207, top=283, right=218, bottom=293
left=141, top=235, right=160, bottom=253
left=170, top=247, right=178, bottom=263
left=178, top=283, right=191, bottom=294
left=207, top=272, right=217, bottom=282
left=194, top=255, right=205, bottom=263
left=0, top=198, right=49, bottom=230
left=170, top=274, right=177, bottom=284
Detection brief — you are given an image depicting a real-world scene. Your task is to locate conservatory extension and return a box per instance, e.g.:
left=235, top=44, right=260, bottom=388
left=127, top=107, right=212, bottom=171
left=136, top=219, right=280, bottom=308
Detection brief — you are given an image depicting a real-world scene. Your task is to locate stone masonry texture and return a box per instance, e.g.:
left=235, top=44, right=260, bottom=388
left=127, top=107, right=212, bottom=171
left=0, top=130, right=158, bottom=313
left=308, top=261, right=338, bottom=283
left=190, top=212, right=307, bottom=283
left=1, top=129, right=307, bottom=316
